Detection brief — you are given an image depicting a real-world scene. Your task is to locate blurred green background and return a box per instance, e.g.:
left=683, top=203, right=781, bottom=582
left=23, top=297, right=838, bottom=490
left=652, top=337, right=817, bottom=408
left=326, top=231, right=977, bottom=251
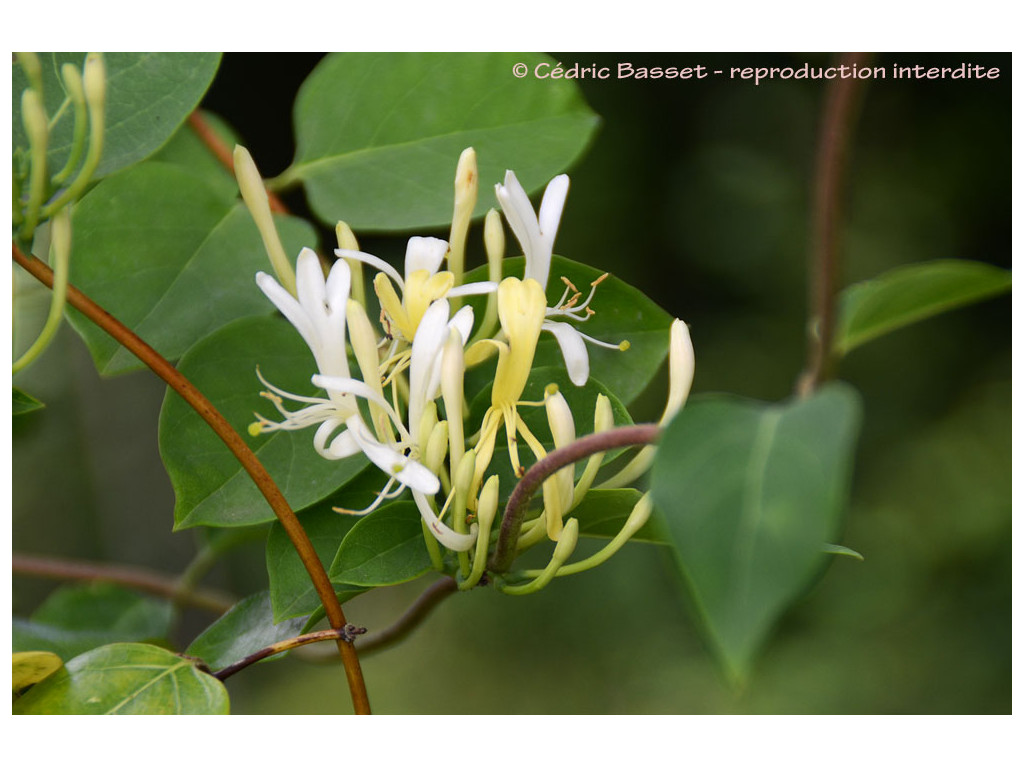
left=12, top=52, right=1010, bottom=713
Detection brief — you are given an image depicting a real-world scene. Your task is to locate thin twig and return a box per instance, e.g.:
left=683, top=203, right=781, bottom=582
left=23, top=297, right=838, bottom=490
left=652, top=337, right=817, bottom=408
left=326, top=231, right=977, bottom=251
left=489, top=424, right=661, bottom=573
left=186, top=111, right=289, bottom=214
left=12, top=243, right=372, bottom=715
left=797, top=52, right=872, bottom=397
left=214, top=625, right=366, bottom=681
left=12, top=552, right=235, bottom=615
left=356, top=577, right=458, bottom=655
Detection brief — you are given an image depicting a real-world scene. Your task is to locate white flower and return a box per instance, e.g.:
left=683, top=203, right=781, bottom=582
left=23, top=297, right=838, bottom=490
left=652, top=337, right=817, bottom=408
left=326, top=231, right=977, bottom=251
left=495, top=171, right=626, bottom=387
left=252, top=248, right=439, bottom=507
left=495, top=170, right=568, bottom=289
left=406, top=298, right=479, bottom=552
left=336, top=236, right=496, bottom=343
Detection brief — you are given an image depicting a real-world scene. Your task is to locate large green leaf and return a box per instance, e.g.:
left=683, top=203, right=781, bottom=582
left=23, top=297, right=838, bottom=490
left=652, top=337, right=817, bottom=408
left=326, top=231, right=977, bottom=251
left=328, top=501, right=433, bottom=587
left=835, top=259, right=1011, bottom=355
left=12, top=583, right=173, bottom=661
left=266, top=503, right=369, bottom=622
left=13, top=53, right=221, bottom=179
left=463, top=256, right=673, bottom=406
left=13, top=643, right=229, bottom=714
left=186, top=591, right=306, bottom=671
left=149, top=110, right=242, bottom=202
left=283, top=52, right=599, bottom=231
left=160, top=315, right=368, bottom=529
left=651, top=383, right=862, bottom=682
left=67, top=161, right=317, bottom=375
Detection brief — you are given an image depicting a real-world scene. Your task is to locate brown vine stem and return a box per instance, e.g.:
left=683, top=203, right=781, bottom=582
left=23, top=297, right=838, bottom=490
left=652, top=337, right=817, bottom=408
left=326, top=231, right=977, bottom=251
left=13, top=552, right=235, bottom=615
left=356, top=576, right=458, bottom=655
left=12, top=243, right=372, bottom=715
left=186, top=111, right=288, bottom=213
left=796, top=52, right=873, bottom=398
left=489, top=423, right=661, bottom=573
left=213, top=625, right=366, bottom=681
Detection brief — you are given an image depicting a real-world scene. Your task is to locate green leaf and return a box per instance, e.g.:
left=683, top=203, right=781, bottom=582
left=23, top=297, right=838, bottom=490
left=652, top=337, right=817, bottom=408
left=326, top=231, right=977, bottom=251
left=67, top=161, right=317, bottom=375
left=13, top=583, right=173, bottom=661
left=13, top=387, right=44, bottom=416
left=835, top=259, right=1011, bottom=355
left=13, top=651, right=64, bottom=696
left=328, top=501, right=433, bottom=587
left=267, top=503, right=370, bottom=622
left=13, top=53, right=221, bottom=179
left=160, top=315, right=368, bottom=529
left=571, top=489, right=670, bottom=544
left=823, top=542, right=864, bottom=560
left=149, top=110, right=242, bottom=202
left=13, top=643, right=229, bottom=714
left=285, top=52, right=599, bottom=231
left=651, top=383, right=862, bottom=682
left=186, top=591, right=306, bottom=671
left=462, top=256, right=673, bottom=407
left=466, top=365, right=634, bottom=502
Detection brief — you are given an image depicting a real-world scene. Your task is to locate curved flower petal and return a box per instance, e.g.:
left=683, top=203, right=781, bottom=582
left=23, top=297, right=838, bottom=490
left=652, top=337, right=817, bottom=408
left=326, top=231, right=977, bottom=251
left=256, top=271, right=317, bottom=352
left=408, top=300, right=452, bottom=443
left=542, top=320, right=589, bottom=386
left=495, top=171, right=568, bottom=289
left=404, top=236, right=448, bottom=280
left=347, top=416, right=439, bottom=495
left=413, top=491, right=478, bottom=552
left=334, top=247, right=404, bottom=289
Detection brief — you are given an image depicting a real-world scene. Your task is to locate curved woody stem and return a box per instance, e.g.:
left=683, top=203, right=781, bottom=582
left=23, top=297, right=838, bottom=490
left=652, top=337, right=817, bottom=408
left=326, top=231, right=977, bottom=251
left=797, top=52, right=872, bottom=397
left=11, top=243, right=372, bottom=715
left=489, top=424, right=661, bottom=573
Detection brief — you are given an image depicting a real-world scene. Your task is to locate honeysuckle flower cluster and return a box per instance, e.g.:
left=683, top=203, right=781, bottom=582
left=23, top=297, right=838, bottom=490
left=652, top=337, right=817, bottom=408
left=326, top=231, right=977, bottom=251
left=237, top=146, right=695, bottom=592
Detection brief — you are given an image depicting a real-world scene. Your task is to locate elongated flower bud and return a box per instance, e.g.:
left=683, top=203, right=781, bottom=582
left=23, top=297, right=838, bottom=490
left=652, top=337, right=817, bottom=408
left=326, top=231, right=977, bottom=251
left=235, top=145, right=295, bottom=294
left=335, top=221, right=365, bottom=305
left=448, top=147, right=478, bottom=286
left=542, top=388, right=576, bottom=539
left=82, top=52, right=106, bottom=112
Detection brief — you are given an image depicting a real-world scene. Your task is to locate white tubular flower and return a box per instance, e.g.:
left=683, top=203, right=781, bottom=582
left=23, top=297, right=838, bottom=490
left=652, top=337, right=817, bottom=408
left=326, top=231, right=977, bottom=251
left=252, top=249, right=439, bottom=505
left=336, top=235, right=495, bottom=343
left=495, top=170, right=627, bottom=387
left=404, top=297, right=480, bottom=551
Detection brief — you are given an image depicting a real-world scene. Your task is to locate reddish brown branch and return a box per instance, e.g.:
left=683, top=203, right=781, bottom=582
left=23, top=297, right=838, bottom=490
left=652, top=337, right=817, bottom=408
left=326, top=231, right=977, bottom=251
left=214, top=625, right=366, bottom=681
left=797, top=52, right=872, bottom=396
left=13, top=552, right=235, bottom=615
left=356, top=577, right=458, bottom=654
left=12, top=243, right=371, bottom=714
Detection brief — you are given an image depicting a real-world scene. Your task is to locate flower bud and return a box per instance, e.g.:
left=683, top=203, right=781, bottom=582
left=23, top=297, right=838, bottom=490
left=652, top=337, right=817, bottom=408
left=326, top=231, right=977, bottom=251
left=476, top=473, right=500, bottom=531
left=663, top=319, right=695, bottom=424
left=453, top=448, right=477, bottom=498
left=424, top=420, right=450, bottom=475
left=61, top=64, right=85, bottom=105
left=234, top=145, right=295, bottom=294
left=542, top=389, right=576, bottom=539
left=552, top=517, right=579, bottom=563
left=21, top=89, right=48, bottom=148
left=484, top=207, right=505, bottom=268
left=82, top=53, right=106, bottom=111
left=335, top=221, right=365, bottom=305
left=448, top=147, right=478, bottom=284
left=441, top=330, right=467, bottom=470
